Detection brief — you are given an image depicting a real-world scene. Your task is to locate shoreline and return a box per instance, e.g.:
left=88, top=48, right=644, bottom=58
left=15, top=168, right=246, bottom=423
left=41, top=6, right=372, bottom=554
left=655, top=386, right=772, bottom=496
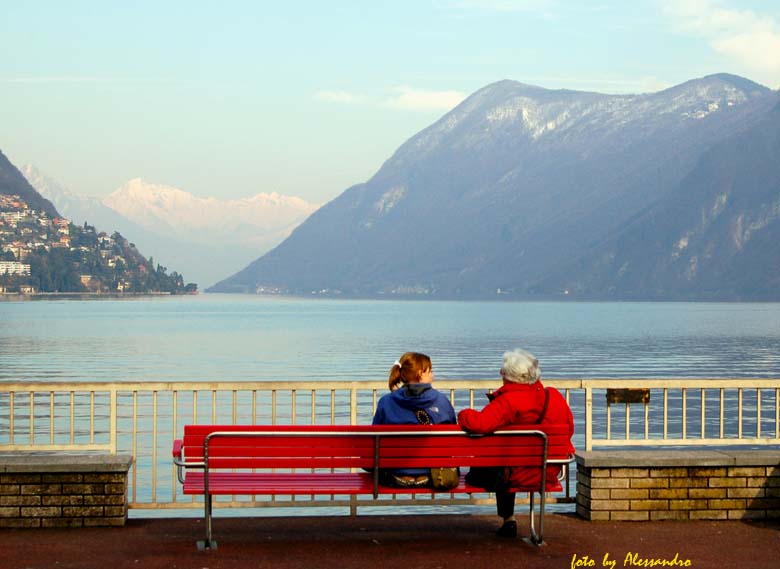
left=0, top=291, right=197, bottom=301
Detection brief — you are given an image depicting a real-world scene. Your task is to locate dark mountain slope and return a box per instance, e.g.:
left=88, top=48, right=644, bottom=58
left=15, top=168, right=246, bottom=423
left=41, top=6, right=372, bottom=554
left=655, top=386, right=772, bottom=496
left=211, top=75, right=778, bottom=299
left=0, top=150, right=59, bottom=217
left=546, top=96, right=780, bottom=299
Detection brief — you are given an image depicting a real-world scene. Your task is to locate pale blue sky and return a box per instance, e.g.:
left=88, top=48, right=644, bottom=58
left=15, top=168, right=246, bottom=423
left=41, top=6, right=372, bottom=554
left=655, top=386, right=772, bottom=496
left=2, top=0, right=779, bottom=204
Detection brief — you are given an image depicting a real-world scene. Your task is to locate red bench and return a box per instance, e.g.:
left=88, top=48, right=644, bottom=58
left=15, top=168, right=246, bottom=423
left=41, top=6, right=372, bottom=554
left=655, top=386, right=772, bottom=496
left=172, top=424, right=573, bottom=549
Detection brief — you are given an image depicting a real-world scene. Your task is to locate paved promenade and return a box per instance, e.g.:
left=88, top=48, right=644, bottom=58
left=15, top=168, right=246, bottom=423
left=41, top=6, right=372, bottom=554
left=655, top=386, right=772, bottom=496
left=3, top=513, right=780, bottom=569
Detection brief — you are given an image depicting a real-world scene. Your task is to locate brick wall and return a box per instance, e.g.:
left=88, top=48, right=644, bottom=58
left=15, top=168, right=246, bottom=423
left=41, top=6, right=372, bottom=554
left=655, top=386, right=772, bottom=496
left=576, top=450, right=780, bottom=521
left=0, top=454, right=133, bottom=528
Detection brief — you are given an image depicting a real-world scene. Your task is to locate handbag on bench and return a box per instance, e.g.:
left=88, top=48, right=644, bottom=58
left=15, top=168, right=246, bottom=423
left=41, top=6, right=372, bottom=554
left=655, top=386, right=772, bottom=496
left=415, top=409, right=460, bottom=491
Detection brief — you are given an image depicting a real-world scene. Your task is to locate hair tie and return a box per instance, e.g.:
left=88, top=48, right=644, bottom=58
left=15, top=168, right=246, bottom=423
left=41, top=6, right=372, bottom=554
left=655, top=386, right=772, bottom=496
left=393, top=360, right=402, bottom=368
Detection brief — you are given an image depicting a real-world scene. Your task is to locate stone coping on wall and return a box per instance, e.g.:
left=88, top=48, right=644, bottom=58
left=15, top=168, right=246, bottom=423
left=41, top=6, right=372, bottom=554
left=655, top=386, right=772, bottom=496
left=576, top=450, right=780, bottom=469
left=0, top=453, right=133, bottom=473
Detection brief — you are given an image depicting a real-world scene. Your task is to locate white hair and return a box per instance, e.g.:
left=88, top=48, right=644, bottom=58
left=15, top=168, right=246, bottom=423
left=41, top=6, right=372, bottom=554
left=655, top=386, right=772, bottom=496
left=501, top=348, right=540, bottom=384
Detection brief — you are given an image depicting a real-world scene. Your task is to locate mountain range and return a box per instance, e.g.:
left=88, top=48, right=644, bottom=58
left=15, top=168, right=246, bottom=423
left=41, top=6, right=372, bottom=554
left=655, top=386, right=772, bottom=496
left=22, top=168, right=318, bottom=288
left=210, top=73, right=780, bottom=300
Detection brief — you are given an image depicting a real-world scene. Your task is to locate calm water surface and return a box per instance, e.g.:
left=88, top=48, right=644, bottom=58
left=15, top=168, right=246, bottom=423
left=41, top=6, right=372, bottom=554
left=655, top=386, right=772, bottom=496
left=1, top=295, right=779, bottom=382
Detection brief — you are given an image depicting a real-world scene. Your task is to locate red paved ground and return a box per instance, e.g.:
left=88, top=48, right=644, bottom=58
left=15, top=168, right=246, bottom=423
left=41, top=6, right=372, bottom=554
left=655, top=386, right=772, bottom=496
left=3, top=513, right=779, bottom=569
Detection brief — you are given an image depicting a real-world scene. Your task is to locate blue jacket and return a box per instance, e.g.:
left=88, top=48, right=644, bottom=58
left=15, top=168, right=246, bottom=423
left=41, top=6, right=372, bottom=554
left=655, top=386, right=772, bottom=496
left=372, top=383, right=456, bottom=476
left=372, top=383, right=456, bottom=426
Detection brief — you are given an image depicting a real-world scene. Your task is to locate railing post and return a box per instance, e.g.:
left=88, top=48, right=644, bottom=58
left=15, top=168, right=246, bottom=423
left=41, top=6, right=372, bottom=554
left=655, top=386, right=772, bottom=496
left=110, top=388, right=117, bottom=454
left=350, top=384, right=358, bottom=426
left=29, top=391, right=34, bottom=446
left=585, top=384, right=593, bottom=451
left=9, top=391, right=15, bottom=446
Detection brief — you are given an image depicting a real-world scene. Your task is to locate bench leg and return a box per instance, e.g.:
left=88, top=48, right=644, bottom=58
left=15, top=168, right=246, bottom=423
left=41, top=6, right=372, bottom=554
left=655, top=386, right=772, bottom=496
left=197, top=494, right=217, bottom=550
left=524, top=492, right=545, bottom=546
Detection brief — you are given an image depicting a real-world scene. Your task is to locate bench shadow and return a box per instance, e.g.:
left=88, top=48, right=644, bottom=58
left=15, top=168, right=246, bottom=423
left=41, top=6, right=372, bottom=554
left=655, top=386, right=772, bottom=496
left=745, top=462, right=780, bottom=531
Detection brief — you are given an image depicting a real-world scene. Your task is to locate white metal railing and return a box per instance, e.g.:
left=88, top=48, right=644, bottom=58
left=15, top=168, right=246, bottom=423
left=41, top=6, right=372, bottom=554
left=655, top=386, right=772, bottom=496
left=1, top=378, right=779, bottom=512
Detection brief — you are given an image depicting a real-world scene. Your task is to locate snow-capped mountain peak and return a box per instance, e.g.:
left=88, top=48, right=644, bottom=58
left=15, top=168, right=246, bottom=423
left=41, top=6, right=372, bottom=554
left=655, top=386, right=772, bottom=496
left=103, top=178, right=319, bottom=242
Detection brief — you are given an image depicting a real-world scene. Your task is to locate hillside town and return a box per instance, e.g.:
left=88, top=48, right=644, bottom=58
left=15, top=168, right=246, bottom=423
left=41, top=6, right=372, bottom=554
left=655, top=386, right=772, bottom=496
left=0, top=193, right=196, bottom=295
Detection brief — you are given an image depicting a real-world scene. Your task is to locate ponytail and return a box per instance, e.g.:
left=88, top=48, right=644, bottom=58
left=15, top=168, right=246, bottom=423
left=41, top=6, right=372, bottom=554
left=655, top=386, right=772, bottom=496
left=388, top=363, right=403, bottom=391
left=387, top=352, right=432, bottom=391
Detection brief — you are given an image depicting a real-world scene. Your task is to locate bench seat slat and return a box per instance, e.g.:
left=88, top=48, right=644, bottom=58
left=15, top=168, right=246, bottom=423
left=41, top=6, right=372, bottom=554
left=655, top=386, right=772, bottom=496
left=201, top=445, right=376, bottom=458
left=183, top=424, right=471, bottom=434
left=199, top=458, right=376, bottom=469
left=181, top=472, right=546, bottom=496
left=178, top=443, right=572, bottom=468
left=190, top=457, right=557, bottom=469
left=183, top=472, right=376, bottom=495
left=184, top=436, right=377, bottom=449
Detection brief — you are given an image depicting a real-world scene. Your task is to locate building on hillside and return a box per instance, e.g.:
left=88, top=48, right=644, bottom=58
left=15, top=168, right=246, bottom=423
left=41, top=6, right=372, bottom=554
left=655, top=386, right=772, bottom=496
left=80, top=275, right=101, bottom=292
left=0, top=211, right=23, bottom=227
left=0, top=261, right=31, bottom=275
left=2, top=242, right=29, bottom=260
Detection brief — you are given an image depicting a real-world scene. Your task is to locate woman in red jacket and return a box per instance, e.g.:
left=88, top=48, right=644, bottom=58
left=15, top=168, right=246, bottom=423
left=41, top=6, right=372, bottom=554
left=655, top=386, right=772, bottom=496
left=458, top=348, right=574, bottom=538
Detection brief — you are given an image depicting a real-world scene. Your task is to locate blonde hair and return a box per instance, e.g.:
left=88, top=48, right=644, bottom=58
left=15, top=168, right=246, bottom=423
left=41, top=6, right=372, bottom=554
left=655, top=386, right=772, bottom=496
left=388, top=352, right=432, bottom=391
left=501, top=348, right=540, bottom=384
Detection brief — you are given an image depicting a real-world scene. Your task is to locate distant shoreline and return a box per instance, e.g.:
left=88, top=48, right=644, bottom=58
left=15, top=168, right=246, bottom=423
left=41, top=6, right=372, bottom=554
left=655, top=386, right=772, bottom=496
left=0, top=291, right=197, bottom=301
left=2, top=291, right=777, bottom=303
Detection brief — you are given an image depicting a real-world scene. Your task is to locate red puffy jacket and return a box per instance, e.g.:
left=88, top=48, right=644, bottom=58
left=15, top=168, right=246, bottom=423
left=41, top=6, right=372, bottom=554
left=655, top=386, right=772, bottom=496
left=457, top=380, right=575, bottom=492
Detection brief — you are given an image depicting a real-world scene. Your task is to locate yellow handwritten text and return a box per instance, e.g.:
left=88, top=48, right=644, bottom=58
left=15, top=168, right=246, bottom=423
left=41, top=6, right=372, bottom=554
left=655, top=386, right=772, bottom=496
left=569, top=552, right=692, bottom=568
left=623, top=552, right=692, bottom=567
left=570, top=553, right=596, bottom=568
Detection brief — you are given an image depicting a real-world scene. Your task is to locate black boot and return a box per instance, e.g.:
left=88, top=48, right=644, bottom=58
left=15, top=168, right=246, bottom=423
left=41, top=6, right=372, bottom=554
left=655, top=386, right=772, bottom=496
left=495, top=520, right=517, bottom=538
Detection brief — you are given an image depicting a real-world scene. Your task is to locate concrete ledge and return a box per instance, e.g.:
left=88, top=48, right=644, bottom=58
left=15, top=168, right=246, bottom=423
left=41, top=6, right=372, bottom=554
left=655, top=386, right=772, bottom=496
left=576, top=450, right=738, bottom=468
left=576, top=450, right=780, bottom=468
left=0, top=453, right=133, bottom=473
left=729, top=451, right=780, bottom=466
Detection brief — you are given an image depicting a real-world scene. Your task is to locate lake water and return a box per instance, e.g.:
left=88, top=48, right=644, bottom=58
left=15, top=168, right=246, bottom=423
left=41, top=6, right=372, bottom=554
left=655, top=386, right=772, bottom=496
left=1, top=295, right=779, bottom=383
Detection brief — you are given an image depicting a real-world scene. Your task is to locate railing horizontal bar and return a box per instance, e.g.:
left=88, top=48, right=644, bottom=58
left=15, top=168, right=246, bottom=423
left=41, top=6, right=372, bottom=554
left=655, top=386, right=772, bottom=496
left=591, top=437, right=780, bottom=447
left=0, top=444, right=113, bottom=451
left=6, top=378, right=780, bottom=393
left=0, top=380, right=502, bottom=392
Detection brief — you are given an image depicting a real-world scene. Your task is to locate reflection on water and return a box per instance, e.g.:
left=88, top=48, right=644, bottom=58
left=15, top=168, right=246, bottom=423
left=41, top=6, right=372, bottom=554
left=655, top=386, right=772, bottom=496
left=2, top=296, right=779, bottom=382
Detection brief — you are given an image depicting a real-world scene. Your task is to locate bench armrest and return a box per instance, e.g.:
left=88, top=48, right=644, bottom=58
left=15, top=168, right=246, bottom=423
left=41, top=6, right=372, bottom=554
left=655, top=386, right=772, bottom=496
left=547, top=453, right=576, bottom=466
left=172, top=439, right=183, bottom=459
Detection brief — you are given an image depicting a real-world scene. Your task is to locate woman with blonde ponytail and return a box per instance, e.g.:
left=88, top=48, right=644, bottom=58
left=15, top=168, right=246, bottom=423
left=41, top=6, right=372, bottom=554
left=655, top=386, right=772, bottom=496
left=372, top=352, right=456, bottom=487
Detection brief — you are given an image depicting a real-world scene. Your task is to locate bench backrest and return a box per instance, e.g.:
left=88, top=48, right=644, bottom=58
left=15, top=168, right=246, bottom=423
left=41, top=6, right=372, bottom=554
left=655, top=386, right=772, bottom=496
left=178, top=424, right=572, bottom=471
